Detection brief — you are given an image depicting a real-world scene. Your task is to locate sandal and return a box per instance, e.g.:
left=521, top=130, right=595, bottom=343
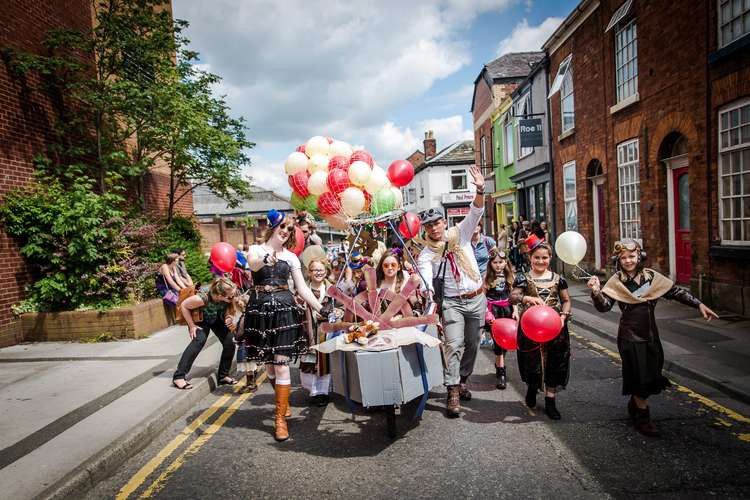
left=172, top=379, right=193, bottom=390
left=218, top=376, right=239, bottom=386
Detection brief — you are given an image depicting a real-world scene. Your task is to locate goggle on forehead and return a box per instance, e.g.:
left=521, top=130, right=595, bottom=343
left=614, top=240, right=640, bottom=253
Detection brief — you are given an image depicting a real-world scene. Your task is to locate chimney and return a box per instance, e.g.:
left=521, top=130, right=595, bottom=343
left=423, top=130, right=436, bottom=159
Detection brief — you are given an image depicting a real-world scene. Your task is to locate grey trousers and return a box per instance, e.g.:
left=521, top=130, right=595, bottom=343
left=441, top=294, right=486, bottom=386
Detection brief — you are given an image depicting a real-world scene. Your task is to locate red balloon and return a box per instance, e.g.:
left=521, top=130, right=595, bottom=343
left=317, top=191, right=342, bottom=216
left=288, top=171, right=310, bottom=197
left=210, top=242, right=236, bottom=273
left=520, top=305, right=562, bottom=343
left=491, top=318, right=518, bottom=350
left=328, top=155, right=350, bottom=171
left=387, top=160, right=414, bottom=188
left=290, top=226, right=305, bottom=256
left=350, top=150, right=374, bottom=167
left=398, top=212, right=421, bottom=239
left=296, top=144, right=306, bottom=154
left=327, top=168, right=351, bottom=194
left=363, top=190, right=372, bottom=211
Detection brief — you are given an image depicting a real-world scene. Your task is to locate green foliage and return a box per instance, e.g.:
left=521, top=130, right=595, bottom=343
left=145, top=215, right=212, bottom=286
left=79, top=333, right=117, bottom=343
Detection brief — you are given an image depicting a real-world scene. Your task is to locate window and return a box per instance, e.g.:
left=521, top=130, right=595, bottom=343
left=605, top=0, right=633, bottom=32
left=528, top=186, right=536, bottom=220
left=719, top=0, right=750, bottom=48
left=516, top=92, right=533, bottom=158
left=480, top=135, right=487, bottom=169
left=420, top=180, right=424, bottom=199
left=617, top=139, right=641, bottom=241
left=561, top=63, right=575, bottom=132
left=408, top=187, right=416, bottom=204
left=718, top=99, right=750, bottom=243
left=563, top=162, right=578, bottom=230
left=615, top=20, right=638, bottom=103
left=451, top=169, right=467, bottom=191
left=503, top=118, right=515, bottom=165
left=548, top=54, right=572, bottom=97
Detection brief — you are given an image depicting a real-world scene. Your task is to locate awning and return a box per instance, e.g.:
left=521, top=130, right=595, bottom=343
left=605, top=0, right=633, bottom=33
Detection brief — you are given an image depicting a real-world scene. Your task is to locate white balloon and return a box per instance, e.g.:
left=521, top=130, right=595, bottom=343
left=307, top=171, right=329, bottom=195
left=305, top=136, right=330, bottom=158
left=329, top=140, right=353, bottom=158
left=301, top=245, right=327, bottom=269
left=364, top=165, right=388, bottom=194
left=391, top=186, right=403, bottom=209
left=340, top=187, right=366, bottom=217
left=348, top=160, right=371, bottom=187
left=554, top=231, right=588, bottom=265
left=284, top=152, right=308, bottom=175
left=308, top=154, right=329, bottom=173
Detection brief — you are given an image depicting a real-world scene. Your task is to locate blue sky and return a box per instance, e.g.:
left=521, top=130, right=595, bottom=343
left=172, top=0, right=580, bottom=195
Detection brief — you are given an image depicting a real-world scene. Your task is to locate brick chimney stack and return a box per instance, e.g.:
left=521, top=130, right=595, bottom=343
left=423, top=130, right=436, bottom=159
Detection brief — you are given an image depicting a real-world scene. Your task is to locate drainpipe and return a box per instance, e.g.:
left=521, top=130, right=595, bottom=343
left=544, top=58, right=557, bottom=242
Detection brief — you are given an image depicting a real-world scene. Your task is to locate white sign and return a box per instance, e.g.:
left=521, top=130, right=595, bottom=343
left=441, top=192, right=475, bottom=204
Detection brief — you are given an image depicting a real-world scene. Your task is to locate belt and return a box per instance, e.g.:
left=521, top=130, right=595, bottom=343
left=253, top=284, right=289, bottom=293
left=447, top=286, right=484, bottom=300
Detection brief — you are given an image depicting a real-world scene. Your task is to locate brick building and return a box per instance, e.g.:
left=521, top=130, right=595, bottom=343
left=544, top=0, right=750, bottom=314
left=0, top=1, right=192, bottom=346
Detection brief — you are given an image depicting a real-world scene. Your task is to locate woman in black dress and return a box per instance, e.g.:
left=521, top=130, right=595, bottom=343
left=587, top=239, right=718, bottom=436
left=240, top=210, right=323, bottom=441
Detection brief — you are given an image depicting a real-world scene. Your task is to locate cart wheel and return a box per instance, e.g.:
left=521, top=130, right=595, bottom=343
left=386, top=406, right=397, bottom=438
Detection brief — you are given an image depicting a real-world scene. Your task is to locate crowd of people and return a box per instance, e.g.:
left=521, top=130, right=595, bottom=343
left=161, top=164, right=718, bottom=441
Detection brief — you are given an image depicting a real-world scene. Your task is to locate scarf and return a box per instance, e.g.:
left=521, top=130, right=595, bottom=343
left=416, top=227, right=480, bottom=283
left=601, top=268, right=673, bottom=304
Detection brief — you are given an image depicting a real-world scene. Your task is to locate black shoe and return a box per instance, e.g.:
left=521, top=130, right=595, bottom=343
left=544, top=397, right=561, bottom=420
left=459, top=383, right=472, bottom=401
left=525, top=385, right=537, bottom=408
left=627, top=397, right=637, bottom=419
left=634, top=407, right=659, bottom=437
left=496, top=367, right=507, bottom=390
left=311, top=394, right=330, bottom=407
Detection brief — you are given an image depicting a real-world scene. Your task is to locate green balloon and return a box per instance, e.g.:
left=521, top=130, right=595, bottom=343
left=304, top=194, right=320, bottom=216
left=291, top=192, right=306, bottom=211
left=371, top=188, right=395, bottom=215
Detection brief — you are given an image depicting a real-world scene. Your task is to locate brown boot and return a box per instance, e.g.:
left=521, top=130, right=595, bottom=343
left=634, top=407, right=659, bottom=437
left=446, top=385, right=461, bottom=418
left=459, top=383, right=472, bottom=401
left=268, top=377, right=292, bottom=416
left=274, top=384, right=291, bottom=441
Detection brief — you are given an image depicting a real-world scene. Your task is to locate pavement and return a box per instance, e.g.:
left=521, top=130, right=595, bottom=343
left=0, top=287, right=748, bottom=498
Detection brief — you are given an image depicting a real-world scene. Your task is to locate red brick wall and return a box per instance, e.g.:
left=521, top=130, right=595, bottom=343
left=142, top=171, right=194, bottom=218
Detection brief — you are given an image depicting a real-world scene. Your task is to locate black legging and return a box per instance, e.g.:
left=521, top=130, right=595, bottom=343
left=173, top=318, right=235, bottom=381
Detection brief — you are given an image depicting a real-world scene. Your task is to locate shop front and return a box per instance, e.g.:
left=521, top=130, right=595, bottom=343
left=510, top=163, right=551, bottom=224
left=441, top=192, right=475, bottom=228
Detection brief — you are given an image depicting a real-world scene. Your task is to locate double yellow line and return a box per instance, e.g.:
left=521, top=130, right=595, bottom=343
left=116, top=374, right=265, bottom=499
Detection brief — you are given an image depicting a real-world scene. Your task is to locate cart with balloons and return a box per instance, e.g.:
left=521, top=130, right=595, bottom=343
left=285, top=135, right=444, bottom=438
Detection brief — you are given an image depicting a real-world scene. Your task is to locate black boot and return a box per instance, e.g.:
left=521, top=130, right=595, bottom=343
left=544, top=397, right=561, bottom=420
left=496, top=367, right=507, bottom=390
left=525, top=385, right=537, bottom=408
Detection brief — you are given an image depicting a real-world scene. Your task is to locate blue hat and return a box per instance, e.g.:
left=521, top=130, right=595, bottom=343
left=267, top=209, right=285, bottom=229
left=235, top=250, right=248, bottom=268
left=348, top=251, right=369, bottom=270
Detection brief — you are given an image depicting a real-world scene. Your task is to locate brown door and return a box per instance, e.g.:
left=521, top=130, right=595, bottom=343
left=674, top=167, right=692, bottom=284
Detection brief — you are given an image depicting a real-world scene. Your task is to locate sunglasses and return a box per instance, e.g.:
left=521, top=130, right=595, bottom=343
left=382, top=262, right=399, bottom=269
left=419, top=208, right=442, bottom=220
left=493, top=251, right=507, bottom=259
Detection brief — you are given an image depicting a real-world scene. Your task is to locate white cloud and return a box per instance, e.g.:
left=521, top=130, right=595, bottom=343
left=496, top=17, right=563, bottom=56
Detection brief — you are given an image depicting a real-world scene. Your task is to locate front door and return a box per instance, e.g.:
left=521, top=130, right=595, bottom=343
left=673, top=167, right=692, bottom=284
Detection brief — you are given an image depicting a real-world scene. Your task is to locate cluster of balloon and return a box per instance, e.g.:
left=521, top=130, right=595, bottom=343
left=285, top=136, right=415, bottom=227
left=520, top=305, right=562, bottom=343
left=491, top=318, right=518, bottom=350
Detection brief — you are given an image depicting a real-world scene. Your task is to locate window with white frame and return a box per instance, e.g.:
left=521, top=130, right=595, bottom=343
left=480, top=135, right=487, bottom=169
left=617, top=139, right=641, bottom=241
left=615, top=20, right=638, bottom=103
left=719, top=0, right=750, bottom=48
left=718, top=99, right=750, bottom=243
left=420, top=181, right=424, bottom=198
left=503, top=118, right=515, bottom=165
left=408, top=187, right=416, bottom=204
left=561, top=63, right=575, bottom=132
left=516, top=92, right=533, bottom=158
left=451, top=169, right=467, bottom=191
left=563, top=161, right=578, bottom=230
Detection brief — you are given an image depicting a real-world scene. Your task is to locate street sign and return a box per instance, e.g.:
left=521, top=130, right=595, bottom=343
left=519, top=118, right=543, bottom=148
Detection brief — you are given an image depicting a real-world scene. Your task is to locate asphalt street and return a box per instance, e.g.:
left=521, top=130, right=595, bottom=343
left=88, top=329, right=750, bottom=500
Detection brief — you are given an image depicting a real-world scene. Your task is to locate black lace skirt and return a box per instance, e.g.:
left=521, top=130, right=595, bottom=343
left=617, top=336, right=671, bottom=398
left=241, top=290, right=307, bottom=364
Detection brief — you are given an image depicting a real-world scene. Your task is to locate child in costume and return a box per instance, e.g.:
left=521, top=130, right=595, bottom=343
left=511, top=235, right=571, bottom=420
left=483, top=248, right=517, bottom=390
left=587, top=239, right=718, bottom=437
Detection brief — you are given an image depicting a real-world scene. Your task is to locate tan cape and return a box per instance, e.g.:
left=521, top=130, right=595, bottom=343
left=601, top=268, right=674, bottom=305
left=415, top=227, right=480, bottom=283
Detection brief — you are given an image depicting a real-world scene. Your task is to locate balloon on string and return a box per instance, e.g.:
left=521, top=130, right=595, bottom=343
left=365, top=164, right=389, bottom=194
left=284, top=151, right=308, bottom=175
left=398, top=212, right=421, bottom=239
left=288, top=170, right=310, bottom=197
left=348, top=160, right=371, bottom=186
left=340, top=187, right=366, bottom=217
left=290, top=226, right=305, bottom=256
left=554, top=231, right=588, bottom=265
left=350, top=149, right=374, bottom=167
left=317, top=191, right=342, bottom=216
left=308, top=154, right=329, bottom=174
left=371, top=187, right=396, bottom=215
left=391, top=186, right=403, bottom=208
left=491, top=318, right=518, bottom=350
left=303, top=194, right=320, bottom=215
left=324, top=213, right=348, bottom=230
left=290, top=192, right=306, bottom=211
left=329, top=140, right=353, bottom=158
left=328, top=155, right=350, bottom=172
left=295, top=144, right=306, bottom=155
left=307, top=171, right=329, bottom=195
left=327, top=168, right=351, bottom=194
left=520, top=305, right=561, bottom=343
left=305, top=136, right=330, bottom=157
left=210, top=242, right=236, bottom=273
left=301, top=244, right=327, bottom=269
left=387, top=160, right=414, bottom=187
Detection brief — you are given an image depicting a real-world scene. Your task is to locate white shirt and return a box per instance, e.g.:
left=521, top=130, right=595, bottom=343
left=248, top=245, right=301, bottom=272
left=418, top=203, right=484, bottom=297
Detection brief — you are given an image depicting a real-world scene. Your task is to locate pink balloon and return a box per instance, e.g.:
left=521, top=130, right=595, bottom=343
left=328, top=155, right=350, bottom=171
left=398, top=212, right=421, bottom=239
left=210, top=242, right=236, bottom=273
left=296, top=144, right=306, bottom=154
left=520, top=305, right=562, bottom=343
left=324, top=213, right=348, bottom=230
left=327, top=168, right=351, bottom=194
left=290, top=226, right=305, bottom=256
left=387, top=160, right=414, bottom=187
left=491, top=318, right=518, bottom=350
left=350, top=150, right=374, bottom=167
left=288, top=171, right=310, bottom=197
left=317, top=191, right=342, bottom=216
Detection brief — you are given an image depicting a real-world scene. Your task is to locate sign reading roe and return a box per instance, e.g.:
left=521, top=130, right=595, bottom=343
left=519, top=118, right=543, bottom=148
